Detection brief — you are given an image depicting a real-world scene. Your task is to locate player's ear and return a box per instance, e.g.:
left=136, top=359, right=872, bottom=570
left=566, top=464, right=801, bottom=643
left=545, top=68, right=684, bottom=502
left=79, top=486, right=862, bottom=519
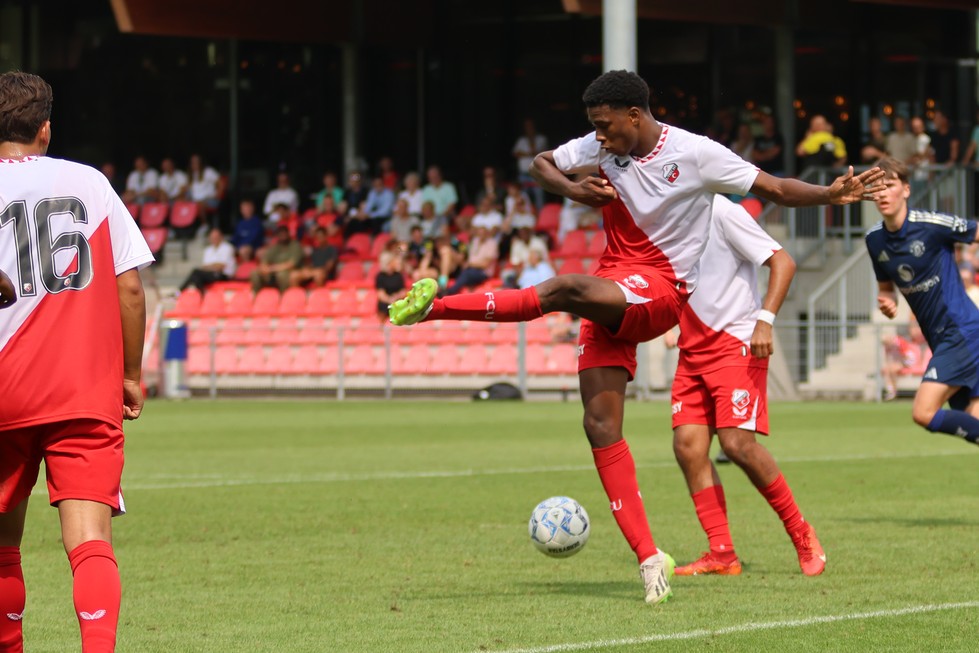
left=37, top=120, right=51, bottom=150
left=902, top=182, right=910, bottom=199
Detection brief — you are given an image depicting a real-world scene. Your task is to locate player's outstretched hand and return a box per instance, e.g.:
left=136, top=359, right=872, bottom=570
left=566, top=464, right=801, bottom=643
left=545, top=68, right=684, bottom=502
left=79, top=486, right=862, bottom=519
left=877, top=294, right=898, bottom=319
left=573, top=176, right=618, bottom=208
left=123, top=378, right=144, bottom=420
left=750, top=322, right=774, bottom=358
left=0, top=269, right=17, bottom=309
left=828, top=166, right=886, bottom=205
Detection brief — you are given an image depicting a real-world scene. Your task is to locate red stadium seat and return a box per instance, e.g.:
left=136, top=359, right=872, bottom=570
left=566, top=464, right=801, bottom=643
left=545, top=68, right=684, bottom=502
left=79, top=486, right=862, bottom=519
left=428, top=345, right=462, bottom=374
left=141, top=227, right=168, bottom=256
left=334, top=262, right=366, bottom=284
left=553, top=230, right=588, bottom=258
left=214, top=346, right=239, bottom=374
left=586, top=232, right=606, bottom=257
left=341, top=233, right=372, bottom=261
left=268, top=317, right=301, bottom=344
left=370, top=233, right=392, bottom=258
left=556, top=258, right=585, bottom=275
left=170, top=288, right=202, bottom=316
left=237, top=346, right=267, bottom=374
left=298, top=325, right=337, bottom=345
left=186, top=346, right=212, bottom=374
left=484, top=344, right=518, bottom=375
left=264, top=346, right=294, bottom=374
left=170, top=201, right=199, bottom=228
left=536, top=203, right=562, bottom=241
left=305, top=287, right=334, bottom=316
left=243, top=328, right=273, bottom=346
left=291, top=345, right=323, bottom=374
left=139, top=202, right=169, bottom=228
left=225, top=289, right=253, bottom=316
left=394, top=344, right=431, bottom=374
left=319, top=347, right=341, bottom=374
left=251, top=287, right=281, bottom=316
left=739, top=197, right=764, bottom=219
left=345, top=345, right=384, bottom=374
left=278, top=287, right=308, bottom=316
left=198, top=289, right=228, bottom=317
left=189, top=318, right=218, bottom=346
left=125, top=202, right=140, bottom=221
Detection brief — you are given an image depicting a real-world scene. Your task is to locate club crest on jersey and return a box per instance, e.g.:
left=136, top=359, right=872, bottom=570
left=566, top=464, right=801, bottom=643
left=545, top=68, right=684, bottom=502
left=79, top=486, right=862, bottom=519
left=731, top=389, right=751, bottom=418
left=897, top=264, right=915, bottom=283
left=877, top=251, right=889, bottom=262
left=623, top=274, right=649, bottom=290
left=662, top=163, right=680, bottom=183
left=909, top=240, right=926, bottom=257
left=612, top=156, right=632, bottom=169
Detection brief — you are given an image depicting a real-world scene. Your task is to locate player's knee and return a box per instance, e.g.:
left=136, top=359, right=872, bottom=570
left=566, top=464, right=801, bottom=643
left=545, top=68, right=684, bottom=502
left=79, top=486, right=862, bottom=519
left=718, top=438, right=753, bottom=466
left=912, top=406, right=937, bottom=429
left=582, top=412, right=621, bottom=448
left=672, top=436, right=698, bottom=465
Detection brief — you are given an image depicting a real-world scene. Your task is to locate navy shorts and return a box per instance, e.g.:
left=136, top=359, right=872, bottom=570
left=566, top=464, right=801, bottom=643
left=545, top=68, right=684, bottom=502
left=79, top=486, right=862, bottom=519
left=921, top=341, right=979, bottom=410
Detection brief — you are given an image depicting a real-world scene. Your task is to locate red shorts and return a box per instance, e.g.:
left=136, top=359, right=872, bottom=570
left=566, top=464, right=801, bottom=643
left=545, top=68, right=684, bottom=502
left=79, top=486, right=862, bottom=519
left=578, top=268, right=686, bottom=380
left=0, top=419, right=125, bottom=513
left=671, top=365, right=769, bottom=434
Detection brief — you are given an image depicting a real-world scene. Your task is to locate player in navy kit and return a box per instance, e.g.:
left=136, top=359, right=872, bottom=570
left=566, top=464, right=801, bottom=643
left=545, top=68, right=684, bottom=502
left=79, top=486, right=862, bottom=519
left=865, top=157, right=979, bottom=445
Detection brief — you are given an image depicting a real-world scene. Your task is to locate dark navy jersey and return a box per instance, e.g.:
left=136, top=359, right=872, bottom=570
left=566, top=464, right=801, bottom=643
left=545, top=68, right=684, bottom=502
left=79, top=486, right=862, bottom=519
left=865, top=209, right=979, bottom=353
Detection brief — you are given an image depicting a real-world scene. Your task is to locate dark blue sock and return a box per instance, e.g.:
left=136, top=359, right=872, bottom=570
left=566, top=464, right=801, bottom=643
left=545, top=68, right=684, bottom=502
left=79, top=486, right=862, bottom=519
left=926, top=409, right=979, bottom=444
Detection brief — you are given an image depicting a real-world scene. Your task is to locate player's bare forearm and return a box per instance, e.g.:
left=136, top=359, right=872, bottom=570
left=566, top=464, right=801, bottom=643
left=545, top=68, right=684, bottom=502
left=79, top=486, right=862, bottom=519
left=761, top=249, right=796, bottom=315
left=117, top=269, right=146, bottom=382
left=529, top=151, right=579, bottom=197
left=751, top=167, right=884, bottom=207
left=877, top=281, right=898, bottom=319
left=0, top=268, right=16, bottom=308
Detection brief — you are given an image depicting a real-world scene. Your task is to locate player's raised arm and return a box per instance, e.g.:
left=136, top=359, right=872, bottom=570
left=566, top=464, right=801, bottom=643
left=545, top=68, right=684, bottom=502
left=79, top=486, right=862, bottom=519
left=0, top=268, right=16, bottom=308
left=530, top=151, right=616, bottom=208
left=117, top=268, right=146, bottom=420
left=750, top=167, right=886, bottom=207
left=877, top=280, right=899, bottom=319
left=751, top=249, right=796, bottom=358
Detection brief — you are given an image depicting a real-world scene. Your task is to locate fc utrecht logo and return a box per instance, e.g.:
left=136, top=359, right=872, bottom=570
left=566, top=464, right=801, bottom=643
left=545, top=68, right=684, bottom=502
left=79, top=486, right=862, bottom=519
left=731, top=389, right=751, bottom=418
left=909, top=240, right=926, bottom=257
left=623, top=274, right=649, bottom=290
left=662, top=163, right=680, bottom=183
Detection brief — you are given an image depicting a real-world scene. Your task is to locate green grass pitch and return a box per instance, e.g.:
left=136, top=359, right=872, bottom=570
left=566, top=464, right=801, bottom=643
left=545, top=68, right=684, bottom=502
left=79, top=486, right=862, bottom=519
left=18, top=399, right=979, bottom=652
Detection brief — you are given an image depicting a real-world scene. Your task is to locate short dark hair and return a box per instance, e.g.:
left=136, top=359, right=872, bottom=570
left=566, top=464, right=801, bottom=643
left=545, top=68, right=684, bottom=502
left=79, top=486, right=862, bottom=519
left=582, top=70, right=649, bottom=110
left=0, top=71, right=53, bottom=144
left=874, top=156, right=909, bottom=185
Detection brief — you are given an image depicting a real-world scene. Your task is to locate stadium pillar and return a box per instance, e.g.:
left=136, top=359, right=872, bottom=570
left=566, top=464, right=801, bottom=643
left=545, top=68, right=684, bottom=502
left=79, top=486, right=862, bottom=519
left=602, top=0, right=636, bottom=72
left=775, top=1, right=797, bottom=176
left=228, top=38, right=240, bottom=220
left=341, top=44, right=361, bottom=177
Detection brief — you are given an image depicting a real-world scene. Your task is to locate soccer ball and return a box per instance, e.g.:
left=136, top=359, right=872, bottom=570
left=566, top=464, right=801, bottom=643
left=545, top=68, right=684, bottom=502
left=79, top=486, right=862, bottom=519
left=528, top=496, right=590, bottom=558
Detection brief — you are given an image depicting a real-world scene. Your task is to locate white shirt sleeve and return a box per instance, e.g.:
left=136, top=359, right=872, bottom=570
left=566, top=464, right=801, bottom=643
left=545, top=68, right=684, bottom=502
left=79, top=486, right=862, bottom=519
left=713, top=196, right=780, bottom=267
left=104, top=178, right=155, bottom=274
left=696, top=137, right=760, bottom=197
left=552, top=134, right=602, bottom=176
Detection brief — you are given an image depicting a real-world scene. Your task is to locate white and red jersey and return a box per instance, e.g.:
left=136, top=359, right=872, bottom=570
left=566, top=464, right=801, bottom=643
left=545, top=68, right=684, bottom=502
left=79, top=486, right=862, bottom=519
left=677, top=195, right=781, bottom=373
left=552, top=124, right=759, bottom=292
left=0, top=156, right=154, bottom=430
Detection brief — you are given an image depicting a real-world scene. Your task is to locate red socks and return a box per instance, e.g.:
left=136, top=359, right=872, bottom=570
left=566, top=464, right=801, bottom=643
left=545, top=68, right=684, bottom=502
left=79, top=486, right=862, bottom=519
left=426, top=287, right=543, bottom=322
left=0, top=547, right=25, bottom=653
left=592, top=439, right=658, bottom=563
left=691, top=486, right=737, bottom=562
left=759, top=474, right=806, bottom=538
left=68, top=540, right=120, bottom=653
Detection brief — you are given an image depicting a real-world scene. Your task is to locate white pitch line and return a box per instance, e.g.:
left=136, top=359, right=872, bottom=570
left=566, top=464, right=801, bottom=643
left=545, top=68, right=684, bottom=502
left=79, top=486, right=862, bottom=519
left=480, top=601, right=979, bottom=653
left=29, top=448, right=974, bottom=495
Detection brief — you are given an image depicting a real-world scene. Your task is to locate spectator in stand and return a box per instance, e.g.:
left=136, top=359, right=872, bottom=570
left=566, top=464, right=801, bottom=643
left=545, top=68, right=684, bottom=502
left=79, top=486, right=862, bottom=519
left=388, top=198, right=420, bottom=243
left=398, top=171, right=424, bottom=216
left=558, top=193, right=601, bottom=244
left=960, top=108, right=979, bottom=166
left=795, top=115, right=846, bottom=169
left=290, top=227, right=338, bottom=287
left=751, top=113, right=785, bottom=176
left=375, top=249, right=408, bottom=323
left=475, top=166, right=507, bottom=211
left=377, top=155, right=400, bottom=190
left=909, top=115, right=934, bottom=191
left=158, top=157, right=188, bottom=203
left=513, top=118, right=548, bottom=211
left=250, top=225, right=304, bottom=292
left=505, top=222, right=550, bottom=288
left=414, top=233, right=464, bottom=288
left=363, top=175, right=397, bottom=233
left=101, top=161, right=124, bottom=195
left=230, top=198, right=265, bottom=256
left=342, top=172, right=371, bottom=236
left=729, top=122, right=755, bottom=161
left=263, top=172, right=299, bottom=219
left=503, top=179, right=532, bottom=217
left=708, top=107, right=737, bottom=147
left=403, top=225, right=428, bottom=278
left=471, top=195, right=504, bottom=237
left=122, top=155, right=159, bottom=205
left=323, top=220, right=345, bottom=249
left=885, top=115, right=917, bottom=164
left=179, top=227, right=237, bottom=292
left=315, top=171, right=346, bottom=214
left=314, top=195, right=342, bottom=228
left=421, top=165, right=458, bottom=220
left=517, top=248, right=556, bottom=289
left=444, top=224, right=499, bottom=295
left=930, top=110, right=960, bottom=166
left=861, top=116, right=889, bottom=164
left=881, top=319, right=927, bottom=401
left=188, top=153, right=223, bottom=217
left=962, top=265, right=979, bottom=308
left=234, top=244, right=258, bottom=281
left=418, top=200, right=448, bottom=240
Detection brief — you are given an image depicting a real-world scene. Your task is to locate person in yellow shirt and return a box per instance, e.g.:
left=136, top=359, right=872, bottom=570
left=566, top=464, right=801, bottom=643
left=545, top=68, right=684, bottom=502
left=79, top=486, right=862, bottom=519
left=796, top=114, right=847, bottom=169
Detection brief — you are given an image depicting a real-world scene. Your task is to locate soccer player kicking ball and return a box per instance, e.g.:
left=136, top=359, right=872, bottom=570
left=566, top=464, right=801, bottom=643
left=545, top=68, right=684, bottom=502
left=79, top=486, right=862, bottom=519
left=0, top=72, right=154, bottom=653
left=865, top=157, right=979, bottom=446
left=669, top=196, right=825, bottom=577
left=390, top=70, right=881, bottom=605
